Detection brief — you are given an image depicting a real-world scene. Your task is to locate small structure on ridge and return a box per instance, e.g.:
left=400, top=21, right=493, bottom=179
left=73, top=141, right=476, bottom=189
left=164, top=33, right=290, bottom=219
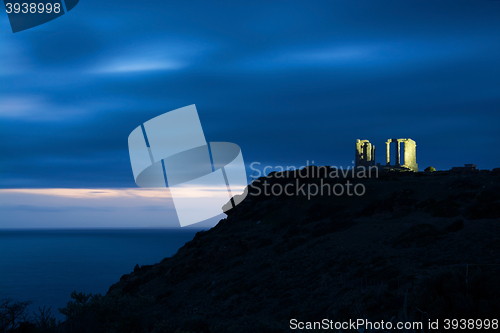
left=355, top=138, right=418, bottom=172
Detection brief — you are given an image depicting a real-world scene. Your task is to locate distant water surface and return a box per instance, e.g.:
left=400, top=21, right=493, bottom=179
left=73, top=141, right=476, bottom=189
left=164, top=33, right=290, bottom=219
left=0, top=229, right=199, bottom=320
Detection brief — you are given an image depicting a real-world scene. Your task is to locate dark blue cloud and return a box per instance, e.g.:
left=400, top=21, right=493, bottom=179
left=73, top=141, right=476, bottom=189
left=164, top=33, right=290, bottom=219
left=1, top=0, right=500, bottom=189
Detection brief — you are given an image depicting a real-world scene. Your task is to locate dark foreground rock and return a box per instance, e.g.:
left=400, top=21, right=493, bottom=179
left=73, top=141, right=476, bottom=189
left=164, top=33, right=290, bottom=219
left=59, top=168, right=500, bottom=333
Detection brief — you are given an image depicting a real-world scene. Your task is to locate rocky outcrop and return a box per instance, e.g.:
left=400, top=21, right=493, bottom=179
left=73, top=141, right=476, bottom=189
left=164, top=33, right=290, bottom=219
left=63, top=168, right=500, bottom=332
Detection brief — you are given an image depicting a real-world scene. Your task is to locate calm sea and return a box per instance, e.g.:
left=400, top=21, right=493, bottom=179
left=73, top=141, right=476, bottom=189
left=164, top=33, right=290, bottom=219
left=0, top=229, right=200, bottom=320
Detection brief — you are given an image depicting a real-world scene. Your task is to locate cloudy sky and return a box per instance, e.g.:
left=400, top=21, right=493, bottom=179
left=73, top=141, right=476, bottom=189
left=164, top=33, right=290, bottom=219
left=1, top=0, right=499, bottom=228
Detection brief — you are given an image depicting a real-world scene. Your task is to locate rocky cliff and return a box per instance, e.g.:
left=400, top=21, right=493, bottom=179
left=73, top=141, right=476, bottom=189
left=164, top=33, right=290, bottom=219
left=61, top=167, right=500, bottom=333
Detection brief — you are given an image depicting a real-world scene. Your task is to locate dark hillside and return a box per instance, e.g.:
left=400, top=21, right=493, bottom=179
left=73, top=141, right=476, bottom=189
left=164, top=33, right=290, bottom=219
left=60, top=168, right=500, bottom=332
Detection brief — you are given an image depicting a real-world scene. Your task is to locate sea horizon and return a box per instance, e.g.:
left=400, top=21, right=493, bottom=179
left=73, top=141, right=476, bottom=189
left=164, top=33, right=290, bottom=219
left=0, top=228, right=202, bottom=321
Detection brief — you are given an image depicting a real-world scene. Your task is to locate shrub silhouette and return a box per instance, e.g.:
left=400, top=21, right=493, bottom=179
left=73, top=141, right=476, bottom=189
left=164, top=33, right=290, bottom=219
left=0, top=298, right=57, bottom=333
left=0, top=298, right=32, bottom=332
left=425, top=166, right=436, bottom=172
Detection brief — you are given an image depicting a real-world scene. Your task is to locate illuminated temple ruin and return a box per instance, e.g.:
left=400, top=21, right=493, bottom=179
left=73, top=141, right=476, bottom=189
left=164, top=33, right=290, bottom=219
left=355, top=138, right=418, bottom=172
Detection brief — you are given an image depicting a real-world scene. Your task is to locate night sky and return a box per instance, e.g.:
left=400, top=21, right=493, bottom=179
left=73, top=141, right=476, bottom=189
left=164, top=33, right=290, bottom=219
left=1, top=1, right=499, bottom=227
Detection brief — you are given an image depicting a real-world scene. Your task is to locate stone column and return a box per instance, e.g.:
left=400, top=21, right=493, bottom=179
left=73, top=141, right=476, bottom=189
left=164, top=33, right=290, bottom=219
left=371, top=145, right=376, bottom=166
left=386, top=141, right=390, bottom=165
left=395, top=140, right=400, bottom=166
left=403, top=139, right=418, bottom=172
left=355, top=139, right=361, bottom=167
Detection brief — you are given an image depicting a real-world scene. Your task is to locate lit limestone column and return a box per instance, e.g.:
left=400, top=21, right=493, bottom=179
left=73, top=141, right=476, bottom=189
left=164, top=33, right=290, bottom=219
left=371, top=145, right=376, bottom=165
left=395, top=140, right=400, bottom=166
left=386, top=140, right=391, bottom=165
left=355, top=139, right=361, bottom=167
left=404, top=139, right=418, bottom=172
